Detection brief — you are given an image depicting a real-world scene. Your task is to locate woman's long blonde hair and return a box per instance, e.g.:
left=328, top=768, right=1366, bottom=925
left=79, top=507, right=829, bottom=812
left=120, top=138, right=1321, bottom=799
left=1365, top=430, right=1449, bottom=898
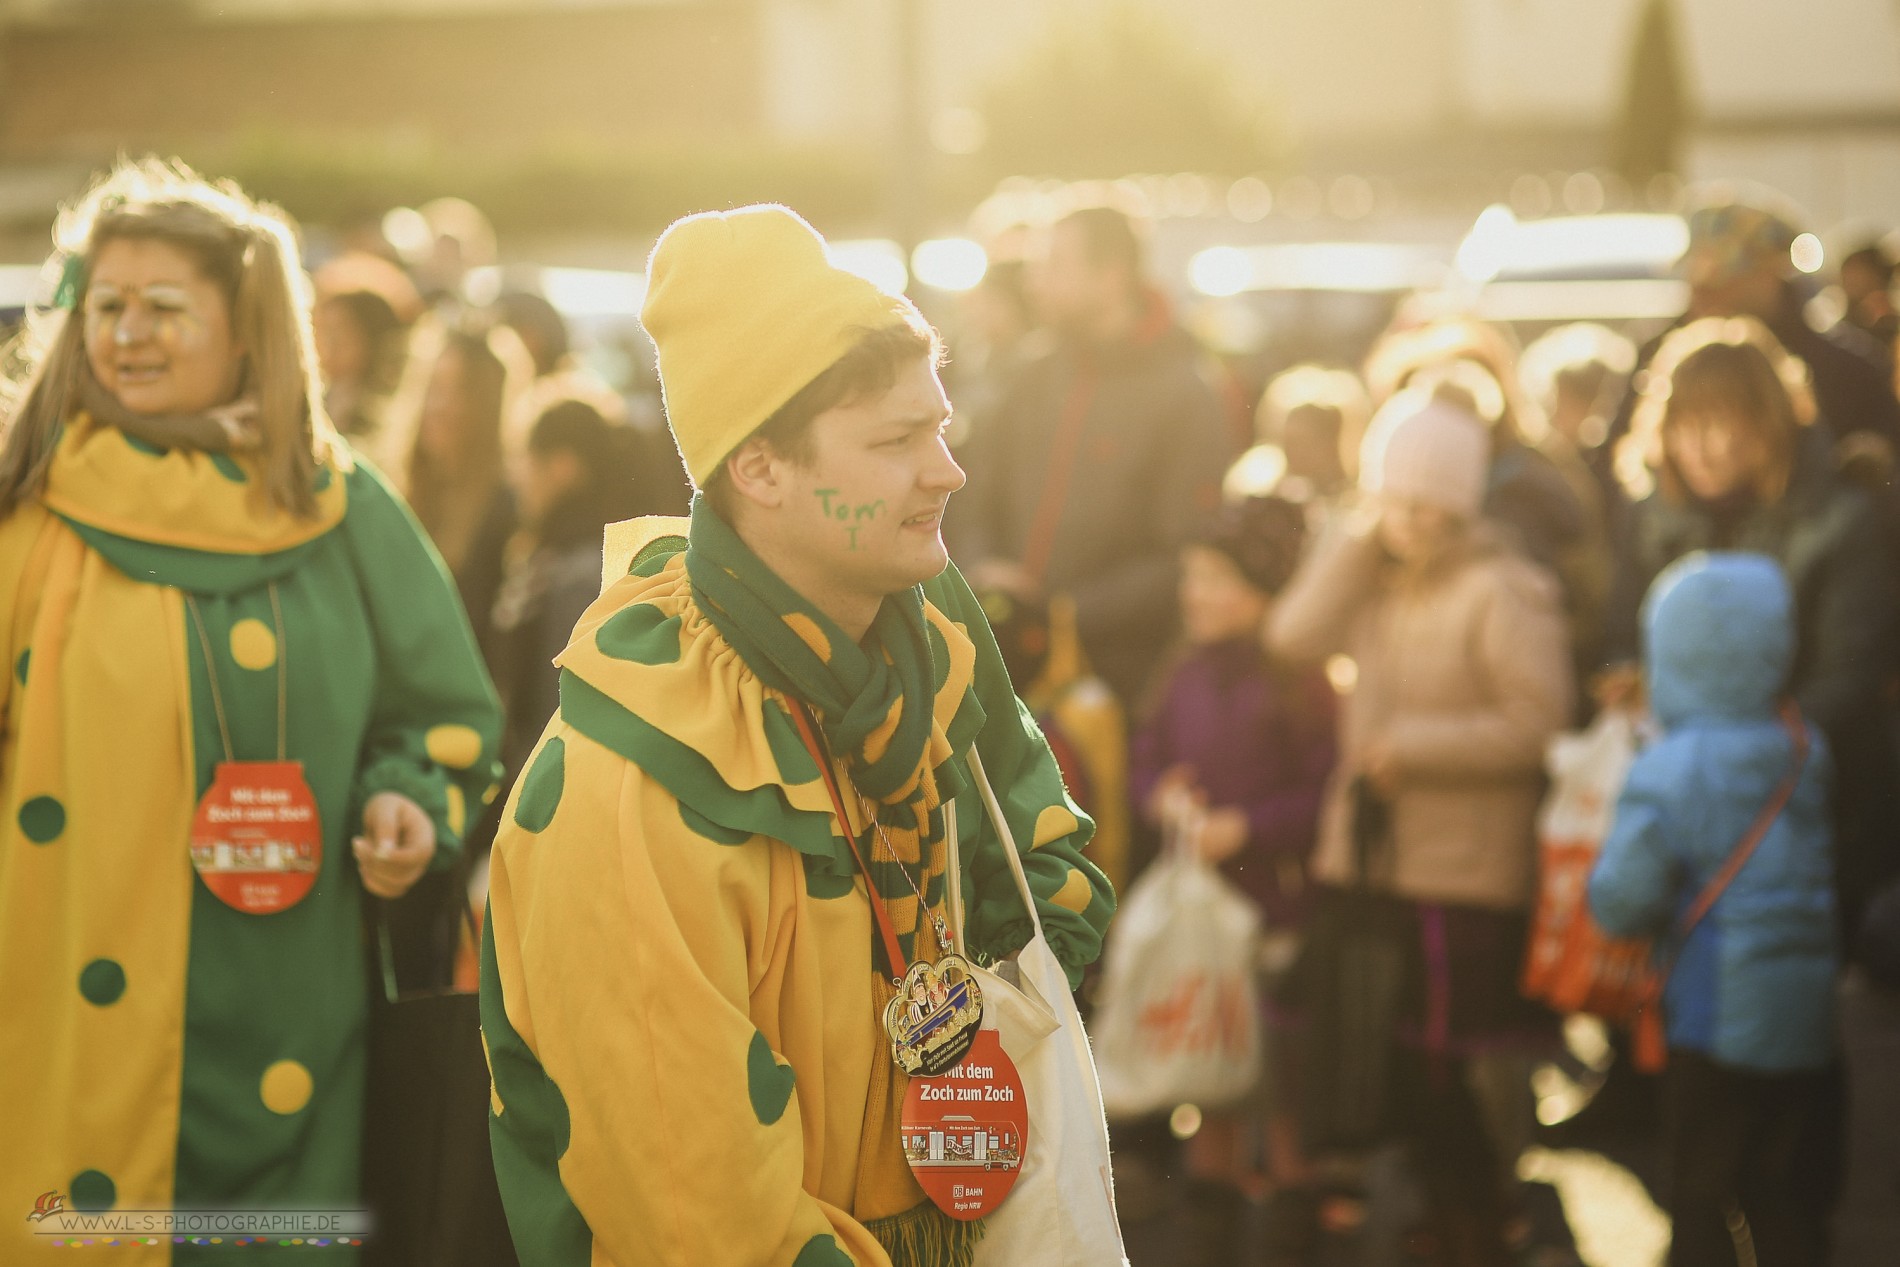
left=0, top=157, right=344, bottom=518
left=1616, top=316, right=1817, bottom=503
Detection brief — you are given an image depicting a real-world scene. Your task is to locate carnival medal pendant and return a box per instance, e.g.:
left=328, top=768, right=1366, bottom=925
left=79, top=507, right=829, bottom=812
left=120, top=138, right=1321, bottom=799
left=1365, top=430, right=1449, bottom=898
left=884, top=953, right=984, bottom=1077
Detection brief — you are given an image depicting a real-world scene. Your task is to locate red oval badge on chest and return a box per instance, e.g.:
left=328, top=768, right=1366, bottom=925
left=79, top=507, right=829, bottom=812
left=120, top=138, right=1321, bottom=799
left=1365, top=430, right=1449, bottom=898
left=190, top=761, right=323, bottom=915
left=900, top=1030, right=1029, bottom=1221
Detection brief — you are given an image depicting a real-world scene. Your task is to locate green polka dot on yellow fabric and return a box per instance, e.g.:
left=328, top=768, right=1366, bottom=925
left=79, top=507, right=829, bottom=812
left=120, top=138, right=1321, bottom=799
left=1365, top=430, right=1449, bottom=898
left=746, top=1031, right=795, bottom=1126
left=1032, top=804, right=1082, bottom=848
left=628, top=537, right=683, bottom=577
left=19, top=795, right=65, bottom=843
left=123, top=433, right=167, bottom=457
left=209, top=453, right=247, bottom=483
left=426, top=724, right=484, bottom=769
left=792, top=1234, right=853, bottom=1267
left=228, top=618, right=277, bottom=671
left=79, top=959, right=125, bottom=1006
left=514, top=738, right=565, bottom=833
left=595, top=603, right=684, bottom=666
left=260, top=1059, right=314, bottom=1114
left=1051, top=868, right=1094, bottom=914
left=762, top=701, right=821, bottom=784
left=445, top=783, right=467, bottom=836
left=70, top=1170, right=115, bottom=1213
left=802, top=854, right=856, bottom=900
left=680, top=802, right=750, bottom=845
left=13, top=648, right=27, bottom=684
left=782, top=612, right=832, bottom=661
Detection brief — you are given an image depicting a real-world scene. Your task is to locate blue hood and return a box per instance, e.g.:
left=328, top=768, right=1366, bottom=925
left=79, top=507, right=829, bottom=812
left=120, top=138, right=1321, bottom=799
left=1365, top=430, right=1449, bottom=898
left=1643, top=552, right=1794, bottom=727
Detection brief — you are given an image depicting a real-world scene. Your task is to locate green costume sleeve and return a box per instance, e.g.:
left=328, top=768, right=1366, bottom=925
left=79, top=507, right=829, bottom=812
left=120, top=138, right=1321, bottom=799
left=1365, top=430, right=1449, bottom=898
left=926, top=563, right=1116, bottom=988
left=339, top=460, right=503, bottom=862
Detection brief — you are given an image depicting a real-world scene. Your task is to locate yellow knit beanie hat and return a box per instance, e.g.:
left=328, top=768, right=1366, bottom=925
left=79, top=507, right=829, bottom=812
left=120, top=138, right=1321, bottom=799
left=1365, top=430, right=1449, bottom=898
left=641, top=204, right=926, bottom=486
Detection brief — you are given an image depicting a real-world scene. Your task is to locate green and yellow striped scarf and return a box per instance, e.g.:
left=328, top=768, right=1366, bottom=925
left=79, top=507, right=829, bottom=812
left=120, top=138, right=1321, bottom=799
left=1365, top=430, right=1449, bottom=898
left=685, top=495, right=953, bottom=977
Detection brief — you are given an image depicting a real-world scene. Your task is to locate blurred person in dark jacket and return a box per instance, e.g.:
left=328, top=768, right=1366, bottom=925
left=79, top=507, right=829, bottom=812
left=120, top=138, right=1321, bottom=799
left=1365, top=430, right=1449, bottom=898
left=1834, top=877, right=1900, bottom=1266
left=402, top=322, right=532, bottom=656
left=1610, top=195, right=1900, bottom=474
left=1838, top=241, right=1898, bottom=359
left=489, top=397, right=641, bottom=779
left=1253, top=363, right=1369, bottom=504
left=953, top=202, right=1235, bottom=703
left=1519, top=321, right=1638, bottom=507
left=495, top=287, right=691, bottom=517
left=944, top=256, right=1037, bottom=451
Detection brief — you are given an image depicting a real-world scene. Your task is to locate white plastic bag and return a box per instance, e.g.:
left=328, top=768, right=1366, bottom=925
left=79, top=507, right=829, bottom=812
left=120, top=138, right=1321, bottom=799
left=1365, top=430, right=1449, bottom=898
left=949, top=751, right=1129, bottom=1267
left=1090, top=817, right=1263, bottom=1120
left=1541, top=708, right=1639, bottom=846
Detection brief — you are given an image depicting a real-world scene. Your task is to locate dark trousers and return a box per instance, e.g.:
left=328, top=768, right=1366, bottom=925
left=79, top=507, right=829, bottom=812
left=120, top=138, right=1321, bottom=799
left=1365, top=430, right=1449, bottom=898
left=1392, top=1048, right=1513, bottom=1267
left=1832, top=970, right=1900, bottom=1265
left=1664, top=1050, right=1831, bottom=1267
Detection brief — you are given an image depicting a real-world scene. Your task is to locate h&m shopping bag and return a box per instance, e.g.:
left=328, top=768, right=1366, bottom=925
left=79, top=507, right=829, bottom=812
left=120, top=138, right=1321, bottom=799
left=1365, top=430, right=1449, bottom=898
left=1088, top=812, right=1263, bottom=1120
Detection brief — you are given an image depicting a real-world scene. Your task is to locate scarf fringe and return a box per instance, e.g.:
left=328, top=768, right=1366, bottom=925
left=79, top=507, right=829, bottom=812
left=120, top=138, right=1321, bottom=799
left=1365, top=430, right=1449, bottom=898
left=865, top=1200, right=986, bottom=1267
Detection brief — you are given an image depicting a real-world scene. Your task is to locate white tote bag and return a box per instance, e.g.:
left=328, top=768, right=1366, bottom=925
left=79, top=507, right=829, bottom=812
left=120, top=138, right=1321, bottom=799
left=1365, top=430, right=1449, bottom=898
left=1088, top=824, right=1263, bottom=1120
left=943, top=749, right=1129, bottom=1267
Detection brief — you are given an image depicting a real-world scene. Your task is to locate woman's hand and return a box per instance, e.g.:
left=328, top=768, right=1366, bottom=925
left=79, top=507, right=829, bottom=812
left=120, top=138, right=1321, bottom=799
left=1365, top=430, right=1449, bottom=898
left=353, top=791, right=437, bottom=899
left=1591, top=663, right=1646, bottom=713
left=1146, top=764, right=1199, bottom=826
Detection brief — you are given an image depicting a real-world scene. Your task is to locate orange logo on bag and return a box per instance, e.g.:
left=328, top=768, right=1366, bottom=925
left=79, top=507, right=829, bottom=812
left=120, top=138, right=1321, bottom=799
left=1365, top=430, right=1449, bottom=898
left=1135, top=970, right=1253, bottom=1060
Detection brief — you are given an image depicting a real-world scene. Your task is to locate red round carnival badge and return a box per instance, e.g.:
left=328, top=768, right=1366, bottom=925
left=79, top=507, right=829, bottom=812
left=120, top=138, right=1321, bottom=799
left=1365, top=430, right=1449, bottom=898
left=189, top=761, right=323, bottom=915
left=900, top=1030, right=1029, bottom=1221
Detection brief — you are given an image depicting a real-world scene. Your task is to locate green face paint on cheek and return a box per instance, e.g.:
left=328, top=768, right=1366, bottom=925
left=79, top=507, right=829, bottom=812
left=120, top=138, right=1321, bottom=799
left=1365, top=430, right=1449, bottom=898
left=813, top=488, right=886, bottom=551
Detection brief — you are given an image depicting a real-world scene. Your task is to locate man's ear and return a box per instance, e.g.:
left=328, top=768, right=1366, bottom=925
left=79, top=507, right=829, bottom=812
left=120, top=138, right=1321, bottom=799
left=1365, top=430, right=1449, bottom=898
left=725, top=436, right=785, bottom=511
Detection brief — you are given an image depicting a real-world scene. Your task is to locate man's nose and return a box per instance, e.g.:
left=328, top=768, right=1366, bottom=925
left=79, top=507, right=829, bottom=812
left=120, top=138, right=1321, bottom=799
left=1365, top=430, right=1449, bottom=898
left=925, top=436, right=967, bottom=493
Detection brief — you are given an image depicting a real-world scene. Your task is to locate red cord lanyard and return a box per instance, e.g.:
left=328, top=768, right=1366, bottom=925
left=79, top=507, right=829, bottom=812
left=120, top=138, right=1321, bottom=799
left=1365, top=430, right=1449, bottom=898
left=788, top=700, right=911, bottom=980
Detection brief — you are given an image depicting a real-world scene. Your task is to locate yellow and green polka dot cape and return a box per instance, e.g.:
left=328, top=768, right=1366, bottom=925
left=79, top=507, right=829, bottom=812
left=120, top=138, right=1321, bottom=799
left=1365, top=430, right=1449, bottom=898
left=481, top=510, right=1114, bottom=1267
left=0, top=416, right=502, bottom=1265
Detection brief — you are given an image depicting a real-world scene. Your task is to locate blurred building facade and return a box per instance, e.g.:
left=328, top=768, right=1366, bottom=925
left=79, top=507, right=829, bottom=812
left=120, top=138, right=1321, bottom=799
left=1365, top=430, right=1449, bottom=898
left=0, top=0, right=1894, bottom=231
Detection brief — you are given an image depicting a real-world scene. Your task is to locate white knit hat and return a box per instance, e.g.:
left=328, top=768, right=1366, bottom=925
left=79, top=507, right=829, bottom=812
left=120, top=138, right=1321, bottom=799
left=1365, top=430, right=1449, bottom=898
left=1358, top=390, right=1491, bottom=518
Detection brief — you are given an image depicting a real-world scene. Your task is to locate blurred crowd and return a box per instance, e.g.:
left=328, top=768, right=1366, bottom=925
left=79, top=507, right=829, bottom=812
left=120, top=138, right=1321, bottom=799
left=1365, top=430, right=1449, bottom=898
left=298, top=200, right=695, bottom=823
left=938, top=190, right=1900, bottom=1267
left=6, top=157, right=1900, bottom=1267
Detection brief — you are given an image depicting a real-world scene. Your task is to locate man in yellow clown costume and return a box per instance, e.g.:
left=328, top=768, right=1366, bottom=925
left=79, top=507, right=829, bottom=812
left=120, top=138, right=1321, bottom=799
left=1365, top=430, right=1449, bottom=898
left=479, top=205, right=1116, bottom=1267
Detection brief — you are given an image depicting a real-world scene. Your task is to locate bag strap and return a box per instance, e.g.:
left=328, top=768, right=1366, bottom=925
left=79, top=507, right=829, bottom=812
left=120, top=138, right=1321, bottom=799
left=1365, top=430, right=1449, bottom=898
left=942, top=798, right=968, bottom=959
left=964, top=747, right=1047, bottom=950
left=1675, top=701, right=1811, bottom=943
left=1634, top=703, right=1809, bottom=1072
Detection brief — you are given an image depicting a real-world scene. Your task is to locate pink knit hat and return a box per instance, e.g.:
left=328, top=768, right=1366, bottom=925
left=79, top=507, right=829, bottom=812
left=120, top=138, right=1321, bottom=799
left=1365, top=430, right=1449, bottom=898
left=1359, top=391, right=1490, bottom=518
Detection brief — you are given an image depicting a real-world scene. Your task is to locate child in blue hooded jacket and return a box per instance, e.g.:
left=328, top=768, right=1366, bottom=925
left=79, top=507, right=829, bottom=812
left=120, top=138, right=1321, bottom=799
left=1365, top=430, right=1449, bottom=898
left=1589, top=551, right=1837, bottom=1267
